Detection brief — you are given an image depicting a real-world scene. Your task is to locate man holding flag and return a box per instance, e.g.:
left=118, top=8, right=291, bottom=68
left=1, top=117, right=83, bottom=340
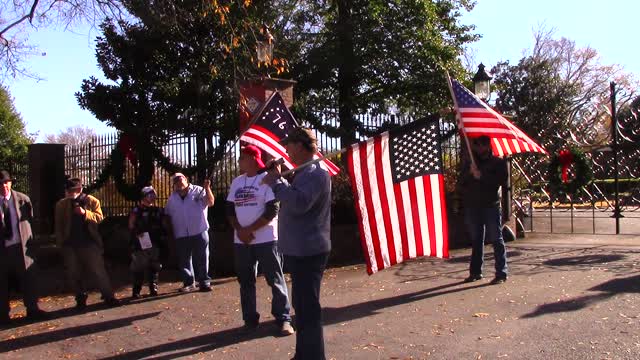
left=262, top=126, right=331, bottom=360
left=458, top=135, right=509, bottom=284
left=447, top=74, right=547, bottom=285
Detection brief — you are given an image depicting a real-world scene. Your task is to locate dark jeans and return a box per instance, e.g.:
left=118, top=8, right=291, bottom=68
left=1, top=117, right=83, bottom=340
left=0, top=244, right=40, bottom=317
left=286, top=252, right=329, bottom=360
left=464, top=207, right=508, bottom=278
left=176, top=231, right=211, bottom=287
left=234, top=241, right=291, bottom=325
left=131, top=247, right=162, bottom=288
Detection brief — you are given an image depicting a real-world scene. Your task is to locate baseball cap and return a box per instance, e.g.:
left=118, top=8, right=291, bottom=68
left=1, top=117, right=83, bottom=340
left=141, top=186, right=156, bottom=197
left=241, top=145, right=266, bottom=168
left=172, top=173, right=187, bottom=182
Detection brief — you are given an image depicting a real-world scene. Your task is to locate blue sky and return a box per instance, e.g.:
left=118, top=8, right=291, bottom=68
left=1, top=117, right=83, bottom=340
left=6, top=0, right=639, bottom=141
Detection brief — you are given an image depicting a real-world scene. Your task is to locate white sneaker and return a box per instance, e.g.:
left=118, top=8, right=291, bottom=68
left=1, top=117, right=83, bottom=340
left=178, top=284, right=196, bottom=292
left=280, top=321, right=295, bottom=336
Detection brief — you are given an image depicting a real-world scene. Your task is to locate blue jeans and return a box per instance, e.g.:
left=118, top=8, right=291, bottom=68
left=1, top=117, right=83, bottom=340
left=234, top=241, right=291, bottom=325
left=464, top=207, right=508, bottom=278
left=286, top=252, right=329, bottom=360
left=176, top=231, right=211, bottom=286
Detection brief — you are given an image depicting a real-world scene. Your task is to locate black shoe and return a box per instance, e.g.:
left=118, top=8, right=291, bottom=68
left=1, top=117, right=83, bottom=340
left=75, top=294, right=88, bottom=310
left=490, top=276, right=507, bottom=285
left=464, top=274, right=483, bottom=283
left=199, top=284, right=212, bottom=292
left=149, top=284, right=159, bottom=296
left=104, top=297, right=121, bottom=307
left=243, top=321, right=259, bottom=332
left=26, top=309, right=50, bottom=321
left=132, top=285, right=142, bottom=299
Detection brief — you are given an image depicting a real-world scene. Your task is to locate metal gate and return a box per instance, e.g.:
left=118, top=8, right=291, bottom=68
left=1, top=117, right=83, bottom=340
left=511, top=93, right=640, bottom=235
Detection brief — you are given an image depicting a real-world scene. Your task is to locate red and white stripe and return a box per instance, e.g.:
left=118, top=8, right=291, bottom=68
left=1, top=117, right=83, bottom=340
left=458, top=106, right=547, bottom=157
left=241, top=125, right=340, bottom=176
left=347, top=132, right=449, bottom=275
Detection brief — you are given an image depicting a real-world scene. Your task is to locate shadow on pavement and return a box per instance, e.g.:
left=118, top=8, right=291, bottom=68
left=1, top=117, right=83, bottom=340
left=99, top=320, right=285, bottom=360
left=323, top=281, right=487, bottom=325
left=97, top=280, right=487, bottom=359
left=0, top=312, right=161, bottom=353
left=522, top=273, right=640, bottom=318
left=543, top=254, right=626, bottom=267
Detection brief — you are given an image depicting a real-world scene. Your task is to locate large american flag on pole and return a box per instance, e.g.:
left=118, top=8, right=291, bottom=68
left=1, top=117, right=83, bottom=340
left=347, top=118, right=449, bottom=275
left=240, top=92, right=340, bottom=175
left=449, top=77, right=547, bottom=157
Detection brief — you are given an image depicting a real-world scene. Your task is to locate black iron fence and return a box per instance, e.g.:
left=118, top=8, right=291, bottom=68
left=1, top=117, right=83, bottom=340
left=63, top=114, right=461, bottom=218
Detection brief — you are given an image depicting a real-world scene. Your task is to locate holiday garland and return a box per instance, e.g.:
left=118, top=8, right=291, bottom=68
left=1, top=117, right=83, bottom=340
left=547, top=148, right=593, bottom=197
left=83, top=134, right=203, bottom=201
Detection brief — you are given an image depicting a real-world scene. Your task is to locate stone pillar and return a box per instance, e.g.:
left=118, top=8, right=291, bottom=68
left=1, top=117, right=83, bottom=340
left=28, top=144, right=65, bottom=241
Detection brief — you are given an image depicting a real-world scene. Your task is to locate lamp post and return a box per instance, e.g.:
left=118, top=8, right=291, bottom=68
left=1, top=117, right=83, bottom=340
left=472, top=63, right=492, bottom=101
left=238, top=24, right=295, bottom=133
left=256, top=24, right=274, bottom=65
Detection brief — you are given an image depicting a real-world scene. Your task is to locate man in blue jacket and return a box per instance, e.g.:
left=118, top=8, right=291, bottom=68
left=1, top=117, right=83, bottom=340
left=263, top=127, right=331, bottom=360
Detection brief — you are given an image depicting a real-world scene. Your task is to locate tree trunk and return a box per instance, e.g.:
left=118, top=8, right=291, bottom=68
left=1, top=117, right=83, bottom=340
left=337, top=0, right=357, bottom=148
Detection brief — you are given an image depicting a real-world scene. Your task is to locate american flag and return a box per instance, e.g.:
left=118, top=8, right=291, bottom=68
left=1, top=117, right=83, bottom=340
left=347, top=118, right=449, bottom=275
left=240, top=92, right=340, bottom=176
left=449, top=77, right=547, bottom=157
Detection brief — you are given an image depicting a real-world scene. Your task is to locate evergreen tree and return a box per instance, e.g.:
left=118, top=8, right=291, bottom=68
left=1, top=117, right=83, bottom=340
left=0, top=86, right=31, bottom=165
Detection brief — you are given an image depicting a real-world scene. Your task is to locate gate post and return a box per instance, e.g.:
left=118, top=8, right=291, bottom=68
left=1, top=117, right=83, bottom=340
left=28, top=144, right=66, bottom=242
left=610, top=82, right=622, bottom=234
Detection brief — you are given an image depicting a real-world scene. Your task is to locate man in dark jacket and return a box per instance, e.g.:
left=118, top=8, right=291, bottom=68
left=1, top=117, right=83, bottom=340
left=0, top=170, right=48, bottom=325
left=459, top=136, right=509, bottom=284
left=263, top=127, right=332, bottom=360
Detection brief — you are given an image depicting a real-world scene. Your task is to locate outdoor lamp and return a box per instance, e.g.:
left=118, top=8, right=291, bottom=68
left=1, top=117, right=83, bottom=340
left=472, top=63, right=492, bottom=101
left=256, top=24, right=274, bottom=63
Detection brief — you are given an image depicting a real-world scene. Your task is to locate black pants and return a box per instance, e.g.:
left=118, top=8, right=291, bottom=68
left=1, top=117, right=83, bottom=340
left=286, top=252, right=329, bottom=360
left=0, top=244, right=39, bottom=317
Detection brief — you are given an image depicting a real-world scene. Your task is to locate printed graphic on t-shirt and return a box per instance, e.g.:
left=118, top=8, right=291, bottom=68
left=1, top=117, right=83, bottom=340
left=234, top=185, right=259, bottom=207
left=226, top=174, right=278, bottom=245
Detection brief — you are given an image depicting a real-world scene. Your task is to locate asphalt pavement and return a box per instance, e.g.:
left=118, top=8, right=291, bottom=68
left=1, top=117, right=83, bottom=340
left=1, top=232, right=639, bottom=359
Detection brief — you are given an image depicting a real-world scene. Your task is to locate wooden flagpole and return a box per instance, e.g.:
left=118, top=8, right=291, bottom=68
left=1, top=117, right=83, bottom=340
left=280, top=148, right=348, bottom=177
left=445, top=72, right=476, bottom=168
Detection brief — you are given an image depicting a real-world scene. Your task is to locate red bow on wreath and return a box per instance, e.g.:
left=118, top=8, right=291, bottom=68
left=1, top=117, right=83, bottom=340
left=558, top=149, right=574, bottom=183
left=118, top=134, right=137, bottom=164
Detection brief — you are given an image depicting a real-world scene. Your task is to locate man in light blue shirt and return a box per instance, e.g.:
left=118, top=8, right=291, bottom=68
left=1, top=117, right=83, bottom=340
left=165, top=173, right=215, bottom=292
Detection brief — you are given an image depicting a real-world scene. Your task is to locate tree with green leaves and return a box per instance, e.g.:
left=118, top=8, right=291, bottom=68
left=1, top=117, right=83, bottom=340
left=280, top=0, right=478, bottom=145
left=0, top=86, right=31, bottom=165
left=76, top=0, right=283, bottom=198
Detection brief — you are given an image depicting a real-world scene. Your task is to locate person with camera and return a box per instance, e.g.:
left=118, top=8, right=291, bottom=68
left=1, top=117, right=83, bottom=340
left=54, top=177, right=120, bottom=308
left=128, top=186, right=166, bottom=299
left=0, top=170, right=48, bottom=325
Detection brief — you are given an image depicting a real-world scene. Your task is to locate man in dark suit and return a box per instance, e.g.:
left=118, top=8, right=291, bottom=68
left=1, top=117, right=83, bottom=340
left=0, top=170, right=48, bottom=325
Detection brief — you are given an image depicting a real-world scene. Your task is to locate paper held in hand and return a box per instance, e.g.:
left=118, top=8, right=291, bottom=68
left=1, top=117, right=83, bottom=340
left=138, top=232, right=153, bottom=250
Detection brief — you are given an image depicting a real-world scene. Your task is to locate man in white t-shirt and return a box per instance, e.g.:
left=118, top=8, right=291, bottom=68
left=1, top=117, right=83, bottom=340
left=226, top=145, right=293, bottom=336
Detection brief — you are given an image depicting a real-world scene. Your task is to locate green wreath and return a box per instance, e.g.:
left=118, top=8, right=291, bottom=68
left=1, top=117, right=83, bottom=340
left=547, top=147, right=593, bottom=197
